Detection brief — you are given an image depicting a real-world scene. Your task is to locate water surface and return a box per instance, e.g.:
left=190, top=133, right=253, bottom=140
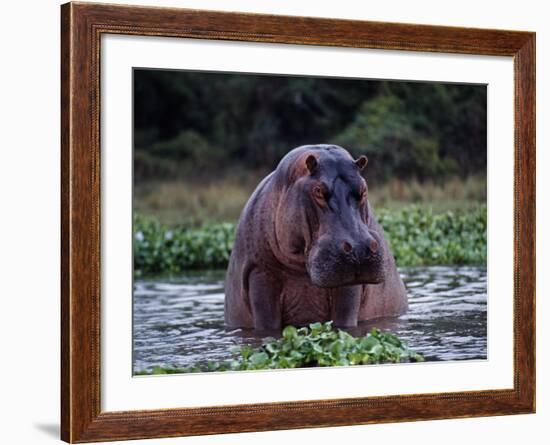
left=133, top=266, right=487, bottom=373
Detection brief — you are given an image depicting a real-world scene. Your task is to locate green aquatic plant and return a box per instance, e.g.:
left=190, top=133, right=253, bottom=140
left=133, top=214, right=234, bottom=276
left=133, top=205, right=486, bottom=276
left=135, top=322, right=424, bottom=375
left=377, top=205, right=487, bottom=266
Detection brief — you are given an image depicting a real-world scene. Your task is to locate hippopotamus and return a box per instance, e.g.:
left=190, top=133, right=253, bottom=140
left=224, top=144, right=407, bottom=330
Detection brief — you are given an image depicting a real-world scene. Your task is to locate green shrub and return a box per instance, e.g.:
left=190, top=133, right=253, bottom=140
left=377, top=205, right=486, bottom=266
left=133, top=205, right=486, bottom=276
left=133, top=214, right=234, bottom=276
left=135, top=322, right=424, bottom=374
left=334, top=94, right=460, bottom=182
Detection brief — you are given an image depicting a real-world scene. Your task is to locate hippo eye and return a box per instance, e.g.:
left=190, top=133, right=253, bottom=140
left=355, top=186, right=367, bottom=204
left=312, top=184, right=327, bottom=203
left=313, top=186, right=324, bottom=199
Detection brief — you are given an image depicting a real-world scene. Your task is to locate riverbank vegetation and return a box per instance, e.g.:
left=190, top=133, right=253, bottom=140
left=135, top=322, right=424, bottom=375
left=134, top=70, right=486, bottom=186
left=134, top=174, right=486, bottom=227
left=134, top=204, right=486, bottom=277
left=133, top=70, right=487, bottom=277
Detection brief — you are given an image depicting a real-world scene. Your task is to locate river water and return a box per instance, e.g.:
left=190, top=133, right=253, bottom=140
left=133, top=266, right=487, bottom=373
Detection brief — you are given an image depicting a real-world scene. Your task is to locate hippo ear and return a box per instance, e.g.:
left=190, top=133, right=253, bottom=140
left=305, top=154, right=318, bottom=174
left=355, top=155, right=368, bottom=171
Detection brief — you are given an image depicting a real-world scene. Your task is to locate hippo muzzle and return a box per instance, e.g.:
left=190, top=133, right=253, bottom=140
left=306, top=230, right=386, bottom=288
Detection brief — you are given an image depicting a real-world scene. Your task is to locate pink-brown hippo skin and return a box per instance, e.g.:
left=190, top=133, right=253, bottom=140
left=224, top=144, right=407, bottom=330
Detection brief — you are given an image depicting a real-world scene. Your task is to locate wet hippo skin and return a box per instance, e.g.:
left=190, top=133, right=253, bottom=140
left=225, top=144, right=407, bottom=330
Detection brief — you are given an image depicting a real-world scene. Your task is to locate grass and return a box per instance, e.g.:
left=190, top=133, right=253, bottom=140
left=133, top=205, right=486, bottom=276
left=371, top=175, right=486, bottom=212
left=135, top=322, right=424, bottom=375
left=134, top=175, right=486, bottom=226
left=134, top=173, right=265, bottom=227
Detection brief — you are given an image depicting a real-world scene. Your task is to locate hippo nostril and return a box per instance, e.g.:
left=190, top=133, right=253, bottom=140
left=342, top=241, right=353, bottom=254
left=369, top=238, right=378, bottom=254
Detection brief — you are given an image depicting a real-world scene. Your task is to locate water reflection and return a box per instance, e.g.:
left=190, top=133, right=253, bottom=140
left=133, top=266, right=487, bottom=372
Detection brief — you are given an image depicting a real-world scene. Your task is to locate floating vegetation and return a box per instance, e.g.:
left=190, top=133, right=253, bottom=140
left=135, top=322, right=424, bottom=375
left=377, top=205, right=486, bottom=267
left=134, top=205, right=486, bottom=276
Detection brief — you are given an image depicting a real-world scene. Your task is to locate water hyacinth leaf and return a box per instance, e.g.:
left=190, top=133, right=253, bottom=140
left=309, top=322, right=323, bottom=334
left=282, top=325, right=298, bottom=340
left=312, top=342, right=324, bottom=353
left=240, top=345, right=253, bottom=359
left=137, top=323, right=424, bottom=374
left=133, top=205, right=486, bottom=275
left=360, top=336, right=380, bottom=350
left=250, top=352, right=269, bottom=367
left=265, top=342, right=279, bottom=354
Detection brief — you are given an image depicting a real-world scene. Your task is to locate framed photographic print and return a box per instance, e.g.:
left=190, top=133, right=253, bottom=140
left=61, top=2, right=535, bottom=442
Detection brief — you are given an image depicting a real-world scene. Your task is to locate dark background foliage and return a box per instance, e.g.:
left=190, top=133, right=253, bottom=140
left=134, top=69, right=486, bottom=184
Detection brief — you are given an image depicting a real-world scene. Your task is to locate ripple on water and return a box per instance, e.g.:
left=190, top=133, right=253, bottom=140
left=133, top=266, right=487, bottom=372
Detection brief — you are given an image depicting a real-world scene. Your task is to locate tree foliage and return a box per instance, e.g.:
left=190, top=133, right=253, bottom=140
left=134, top=70, right=486, bottom=183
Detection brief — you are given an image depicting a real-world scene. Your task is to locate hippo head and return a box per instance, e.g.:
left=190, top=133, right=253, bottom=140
left=275, top=144, right=386, bottom=288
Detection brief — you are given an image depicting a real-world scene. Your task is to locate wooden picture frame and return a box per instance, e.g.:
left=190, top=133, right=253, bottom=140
left=61, top=2, right=535, bottom=442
